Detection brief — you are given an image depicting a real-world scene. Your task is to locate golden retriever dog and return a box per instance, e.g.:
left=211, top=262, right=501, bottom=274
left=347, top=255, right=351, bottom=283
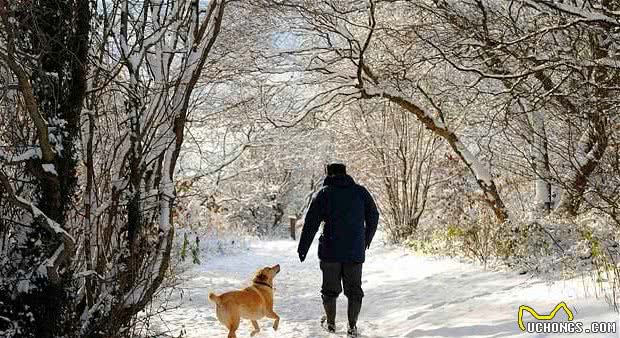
left=209, top=265, right=281, bottom=338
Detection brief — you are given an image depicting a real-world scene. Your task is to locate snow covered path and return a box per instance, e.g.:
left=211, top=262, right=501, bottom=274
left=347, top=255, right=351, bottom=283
left=155, top=238, right=619, bottom=338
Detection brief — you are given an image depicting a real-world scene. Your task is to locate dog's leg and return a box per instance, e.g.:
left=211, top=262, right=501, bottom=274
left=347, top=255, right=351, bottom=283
left=226, top=313, right=240, bottom=338
left=250, top=320, right=261, bottom=336
left=266, top=310, right=280, bottom=331
left=227, top=323, right=239, bottom=338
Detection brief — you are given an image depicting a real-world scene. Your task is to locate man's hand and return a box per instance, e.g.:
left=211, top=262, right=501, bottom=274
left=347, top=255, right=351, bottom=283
left=298, top=251, right=306, bottom=262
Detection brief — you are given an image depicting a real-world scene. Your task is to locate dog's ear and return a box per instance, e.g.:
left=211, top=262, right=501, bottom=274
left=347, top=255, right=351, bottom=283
left=254, top=270, right=268, bottom=282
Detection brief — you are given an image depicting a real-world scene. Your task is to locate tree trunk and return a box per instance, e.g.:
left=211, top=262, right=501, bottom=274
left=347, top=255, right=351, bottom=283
left=528, top=107, right=553, bottom=215
left=0, top=0, right=91, bottom=336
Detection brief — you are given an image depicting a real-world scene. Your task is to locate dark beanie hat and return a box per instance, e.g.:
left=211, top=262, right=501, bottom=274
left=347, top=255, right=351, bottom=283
left=326, top=163, right=347, bottom=176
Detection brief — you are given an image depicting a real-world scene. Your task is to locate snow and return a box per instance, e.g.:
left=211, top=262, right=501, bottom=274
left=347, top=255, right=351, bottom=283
left=153, top=234, right=619, bottom=337
left=5, top=148, right=42, bottom=163
left=19, top=196, right=75, bottom=243
left=158, top=175, right=174, bottom=232
left=360, top=85, right=496, bottom=188
left=455, top=141, right=493, bottom=185
left=363, top=87, right=447, bottom=130
left=16, top=280, right=31, bottom=294
left=46, top=244, right=64, bottom=269
left=41, top=163, right=57, bottom=175
left=525, top=1, right=620, bottom=26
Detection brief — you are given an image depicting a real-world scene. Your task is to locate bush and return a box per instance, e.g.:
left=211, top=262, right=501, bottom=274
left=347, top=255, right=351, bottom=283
left=406, top=210, right=620, bottom=309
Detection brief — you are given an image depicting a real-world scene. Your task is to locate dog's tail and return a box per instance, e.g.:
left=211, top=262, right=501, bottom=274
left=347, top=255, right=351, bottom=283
left=208, top=292, right=221, bottom=305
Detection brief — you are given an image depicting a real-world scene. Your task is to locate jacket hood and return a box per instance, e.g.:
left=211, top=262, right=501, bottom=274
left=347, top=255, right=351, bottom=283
left=323, top=174, right=355, bottom=187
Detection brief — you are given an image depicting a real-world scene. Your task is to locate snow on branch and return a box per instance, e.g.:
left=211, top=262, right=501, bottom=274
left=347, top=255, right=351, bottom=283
left=0, top=147, right=42, bottom=164
left=527, top=0, right=620, bottom=26
left=359, top=83, right=509, bottom=222
left=0, top=172, right=75, bottom=285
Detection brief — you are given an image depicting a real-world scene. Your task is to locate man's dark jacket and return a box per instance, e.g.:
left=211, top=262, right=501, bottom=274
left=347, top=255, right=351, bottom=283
left=297, top=174, right=379, bottom=263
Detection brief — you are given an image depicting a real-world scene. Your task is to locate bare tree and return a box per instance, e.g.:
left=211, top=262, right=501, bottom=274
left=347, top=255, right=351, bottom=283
left=0, top=0, right=227, bottom=336
left=258, top=0, right=511, bottom=223
left=77, top=0, right=226, bottom=336
left=352, top=101, right=440, bottom=242
left=414, top=0, right=618, bottom=217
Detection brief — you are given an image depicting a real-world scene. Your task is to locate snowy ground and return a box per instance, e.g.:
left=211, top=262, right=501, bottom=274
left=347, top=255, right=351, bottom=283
left=153, top=235, right=619, bottom=338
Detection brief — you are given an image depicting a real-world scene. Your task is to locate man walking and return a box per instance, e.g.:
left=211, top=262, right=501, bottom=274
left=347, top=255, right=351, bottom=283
left=297, top=162, right=379, bottom=337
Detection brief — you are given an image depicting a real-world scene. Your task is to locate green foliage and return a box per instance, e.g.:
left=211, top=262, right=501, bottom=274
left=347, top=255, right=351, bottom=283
left=406, top=216, right=558, bottom=269
left=179, top=232, right=201, bottom=265
left=446, top=224, right=464, bottom=239
left=421, top=215, right=509, bottom=267
left=580, top=228, right=601, bottom=259
left=405, top=237, right=437, bottom=256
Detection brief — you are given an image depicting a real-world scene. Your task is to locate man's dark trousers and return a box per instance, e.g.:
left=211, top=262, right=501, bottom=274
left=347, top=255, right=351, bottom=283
left=320, top=261, right=364, bottom=327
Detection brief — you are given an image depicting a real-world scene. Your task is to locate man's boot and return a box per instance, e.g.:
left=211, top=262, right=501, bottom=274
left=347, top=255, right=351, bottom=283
left=347, top=298, right=362, bottom=337
left=321, top=298, right=337, bottom=332
left=347, top=325, right=359, bottom=338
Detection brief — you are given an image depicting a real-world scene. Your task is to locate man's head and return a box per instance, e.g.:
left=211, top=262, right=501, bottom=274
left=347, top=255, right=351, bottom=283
left=326, top=162, right=346, bottom=176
